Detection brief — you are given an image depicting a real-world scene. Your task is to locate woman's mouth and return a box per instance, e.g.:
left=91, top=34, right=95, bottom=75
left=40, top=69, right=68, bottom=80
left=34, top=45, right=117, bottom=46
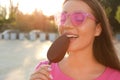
left=66, top=34, right=79, bottom=38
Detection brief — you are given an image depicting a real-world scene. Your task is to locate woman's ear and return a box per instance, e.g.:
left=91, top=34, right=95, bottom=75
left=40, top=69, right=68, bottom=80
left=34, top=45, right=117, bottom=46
left=95, top=23, right=102, bottom=37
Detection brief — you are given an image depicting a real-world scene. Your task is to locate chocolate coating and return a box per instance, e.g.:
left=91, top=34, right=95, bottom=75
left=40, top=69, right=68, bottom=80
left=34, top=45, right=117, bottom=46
left=47, top=35, right=70, bottom=64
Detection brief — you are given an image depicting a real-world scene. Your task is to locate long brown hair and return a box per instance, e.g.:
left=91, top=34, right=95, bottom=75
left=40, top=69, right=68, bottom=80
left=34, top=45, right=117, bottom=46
left=63, top=0, right=120, bottom=70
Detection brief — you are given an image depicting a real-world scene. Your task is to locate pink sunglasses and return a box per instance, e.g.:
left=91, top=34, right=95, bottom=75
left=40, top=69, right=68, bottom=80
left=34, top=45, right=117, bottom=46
left=55, top=11, right=96, bottom=26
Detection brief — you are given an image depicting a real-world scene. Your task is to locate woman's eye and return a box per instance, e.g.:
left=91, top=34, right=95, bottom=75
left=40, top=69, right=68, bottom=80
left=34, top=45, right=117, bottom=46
left=73, top=14, right=84, bottom=22
left=75, top=16, right=84, bottom=22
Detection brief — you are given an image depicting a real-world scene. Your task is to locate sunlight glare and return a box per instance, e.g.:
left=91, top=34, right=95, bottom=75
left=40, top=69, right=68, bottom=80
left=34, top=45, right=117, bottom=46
left=36, top=0, right=64, bottom=16
left=0, top=0, right=64, bottom=16
left=35, top=41, right=52, bottom=60
left=17, top=0, right=64, bottom=16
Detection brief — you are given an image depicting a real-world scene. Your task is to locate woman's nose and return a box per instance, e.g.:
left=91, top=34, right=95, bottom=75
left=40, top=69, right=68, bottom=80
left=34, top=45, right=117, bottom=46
left=63, top=18, right=73, bottom=28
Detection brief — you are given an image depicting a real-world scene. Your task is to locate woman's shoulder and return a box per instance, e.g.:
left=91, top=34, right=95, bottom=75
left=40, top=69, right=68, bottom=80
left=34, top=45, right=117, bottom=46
left=108, top=67, right=120, bottom=74
left=104, top=67, right=120, bottom=80
left=108, top=67, right=120, bottom=75
left=97, top=67, right=120, bottom=80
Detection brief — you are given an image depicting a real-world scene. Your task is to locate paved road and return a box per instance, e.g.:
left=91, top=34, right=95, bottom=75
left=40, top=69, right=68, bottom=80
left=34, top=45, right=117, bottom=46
left=0, top=39, right=120, bottom=80
left=0, top=40, right=52, bottom=80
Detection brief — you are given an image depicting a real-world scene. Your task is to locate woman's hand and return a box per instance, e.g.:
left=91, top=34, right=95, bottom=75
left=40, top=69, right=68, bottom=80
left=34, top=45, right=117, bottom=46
left=30, top=65, right=53, bottom=80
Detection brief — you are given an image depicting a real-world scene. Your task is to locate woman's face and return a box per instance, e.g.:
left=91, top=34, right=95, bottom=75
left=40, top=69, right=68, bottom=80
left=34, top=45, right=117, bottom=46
left=58, top=0, right=101, bottom=52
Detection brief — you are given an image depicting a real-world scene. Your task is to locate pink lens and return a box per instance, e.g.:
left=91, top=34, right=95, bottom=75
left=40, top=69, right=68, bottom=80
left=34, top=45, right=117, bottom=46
left=71, top=12, right=85, bottom=26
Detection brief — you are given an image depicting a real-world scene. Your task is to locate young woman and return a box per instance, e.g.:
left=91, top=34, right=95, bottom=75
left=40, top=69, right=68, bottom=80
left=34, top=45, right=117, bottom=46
left=30, top=0, right=120, bottom=80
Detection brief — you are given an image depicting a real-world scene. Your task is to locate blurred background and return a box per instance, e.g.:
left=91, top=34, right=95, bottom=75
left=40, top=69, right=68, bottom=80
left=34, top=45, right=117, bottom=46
left=0, top=0, right=120, bottom=80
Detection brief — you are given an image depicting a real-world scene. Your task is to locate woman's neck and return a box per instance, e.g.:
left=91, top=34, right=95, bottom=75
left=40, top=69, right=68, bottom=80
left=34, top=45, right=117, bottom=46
left=61, top=46, right=105, bottom=72
left=59, top=51, right=106, bottom=80
left=67, top=48, right=96, bottom=66
left=67, top=53, right=97, bottom=68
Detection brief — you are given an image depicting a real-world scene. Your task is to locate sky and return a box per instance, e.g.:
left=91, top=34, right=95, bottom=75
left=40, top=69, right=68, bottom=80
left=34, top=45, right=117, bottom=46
left=0, top=0, right=64, bottom=16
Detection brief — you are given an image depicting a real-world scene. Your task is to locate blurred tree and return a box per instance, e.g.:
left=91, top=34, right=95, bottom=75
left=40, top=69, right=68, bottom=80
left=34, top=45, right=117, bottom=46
left=15, top=12, right=33, bottom=32
left=15, top=9, right=56, bottom=32
left=47, top=16, right=58, bottom=32
left=0, top=0, right=60, bottom=33
left=9, top=0, right=18, bottom=22
left=99, top=0, right=120, bottom=33
left=32, top=10, right=47, bottom=31
left=0, top=6, right=7, bottom=32
left=115, top=6, right=120, bottom=23
left=0, top=0, right=19, bottom=32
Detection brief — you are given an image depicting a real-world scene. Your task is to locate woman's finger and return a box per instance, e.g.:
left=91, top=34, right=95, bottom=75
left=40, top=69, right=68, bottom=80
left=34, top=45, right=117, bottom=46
left=30, top=72, right=50, bottom=80
left=30, top=64, right=53, bottom=80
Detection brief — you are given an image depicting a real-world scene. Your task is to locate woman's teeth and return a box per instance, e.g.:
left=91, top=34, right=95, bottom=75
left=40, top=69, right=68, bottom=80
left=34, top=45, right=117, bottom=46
left=66, top=34, right=79, bottom=38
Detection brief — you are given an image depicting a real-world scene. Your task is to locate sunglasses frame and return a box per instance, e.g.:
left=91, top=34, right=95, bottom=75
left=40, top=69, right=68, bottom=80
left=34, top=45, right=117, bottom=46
left=55, top=11, right=96, bottom=26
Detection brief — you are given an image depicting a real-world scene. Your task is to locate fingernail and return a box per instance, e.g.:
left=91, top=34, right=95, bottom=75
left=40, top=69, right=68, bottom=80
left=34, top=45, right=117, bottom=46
left=49, top=74, right=53, bottom=79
